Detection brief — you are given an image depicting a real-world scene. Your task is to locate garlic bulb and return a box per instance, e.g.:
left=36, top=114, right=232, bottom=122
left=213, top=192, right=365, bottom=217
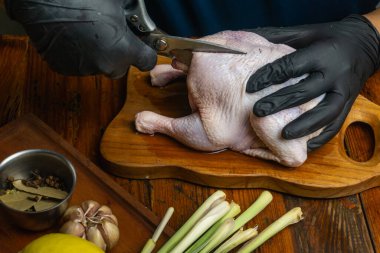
left=60, top=200, right=120, bottom=251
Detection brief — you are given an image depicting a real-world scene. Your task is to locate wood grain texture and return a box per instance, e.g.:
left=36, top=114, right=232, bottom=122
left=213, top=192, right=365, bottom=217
left=0, top=115, right=171, bottom=253
left=0, top=36, right=377, bottom=253
left=356, top=70, right=380, bottom=252
left=100, top=57, right=380, bottom=198
left=22, top=43, right=127, bottom=164
left=0, top=35, right=28, bottom=126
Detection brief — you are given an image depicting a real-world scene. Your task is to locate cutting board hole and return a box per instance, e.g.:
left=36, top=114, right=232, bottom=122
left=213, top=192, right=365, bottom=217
left=344, top=122, right=375, bottom=162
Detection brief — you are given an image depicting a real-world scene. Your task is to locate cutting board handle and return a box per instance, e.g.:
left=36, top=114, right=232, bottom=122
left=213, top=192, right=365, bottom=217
left=339, top=95, right=380, bottom=166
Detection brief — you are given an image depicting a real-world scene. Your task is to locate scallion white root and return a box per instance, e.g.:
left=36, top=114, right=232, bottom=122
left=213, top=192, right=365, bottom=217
left=199, top=218, right=235, bottom=253
left=140, top=239, right=155, bottom=253
left=184, top=201, right=241, bottom=253
left=158, top=191, right=226, bottom=253
left=141, top=207, right=175, bottom=253
left=214, top=227, right=258, bottom=253
left=238, top=207, right=304, bottom=253
left=170, top=200, right=231, bottom=253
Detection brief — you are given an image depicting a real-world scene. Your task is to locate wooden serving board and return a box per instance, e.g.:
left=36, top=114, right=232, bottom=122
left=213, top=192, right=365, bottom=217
left=100, top=57, right=380, bottom=198
left=0, top=114, right=172, bottom=253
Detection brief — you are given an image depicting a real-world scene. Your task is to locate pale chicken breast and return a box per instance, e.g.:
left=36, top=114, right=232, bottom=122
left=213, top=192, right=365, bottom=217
left=135, top=31, right=324, bottom=167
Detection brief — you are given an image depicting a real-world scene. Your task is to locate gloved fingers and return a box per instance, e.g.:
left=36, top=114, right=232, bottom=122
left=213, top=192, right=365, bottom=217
left=102, top=30, right=157, bottom=79
left=247, top=26, right=313, bottom=48
left=246, top=48, right=315, bottom=93
left=281, top=92, right=346, bottom=139
left=125, top=30, right=158, bottom=72
left=253, top=72, right=325, bottom=117
left=306, top=103, right=351, bottom=151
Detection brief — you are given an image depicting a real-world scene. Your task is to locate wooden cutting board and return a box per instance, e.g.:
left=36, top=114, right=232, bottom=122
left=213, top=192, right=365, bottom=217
left=100, top=57, right=380, bottom=198
left=0, top=114, right=172, bottom=253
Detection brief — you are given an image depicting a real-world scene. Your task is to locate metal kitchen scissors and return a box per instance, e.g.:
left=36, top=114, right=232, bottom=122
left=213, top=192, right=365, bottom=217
left=124, top=0, right=246, bottom=65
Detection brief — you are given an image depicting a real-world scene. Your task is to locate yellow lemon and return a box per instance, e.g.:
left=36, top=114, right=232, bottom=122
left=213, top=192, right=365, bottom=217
left=21, top=233, right=104, bottom=253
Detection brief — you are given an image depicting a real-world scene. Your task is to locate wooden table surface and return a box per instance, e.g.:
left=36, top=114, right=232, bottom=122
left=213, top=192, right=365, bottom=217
left=1, top=35, right=379, bottom=253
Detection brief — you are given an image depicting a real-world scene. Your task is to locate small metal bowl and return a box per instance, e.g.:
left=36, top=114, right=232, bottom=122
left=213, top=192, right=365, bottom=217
left=0, top=149, right=76, bottom=231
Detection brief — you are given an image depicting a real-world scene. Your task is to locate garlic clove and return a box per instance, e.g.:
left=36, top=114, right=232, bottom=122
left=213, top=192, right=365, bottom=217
left=62, top=205, right=84, bottom=223
left=99, top=220, right=120, bottom=250
left=82, top=200, right=101, bottom=217
left=102, top=214, right=118, bottom=226
left=87, top=225, right=107, bottom=251
left=60, top=201, right=120, bottom=251
left=59, top=220, right=86, bottom=238
left=97, top=205, right=113, bottom=216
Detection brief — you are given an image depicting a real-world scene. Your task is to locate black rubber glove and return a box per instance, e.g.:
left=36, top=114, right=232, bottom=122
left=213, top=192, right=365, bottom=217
left=5, top=0, right=157, bottom=78
left=246, top=15, right=380, bottom=151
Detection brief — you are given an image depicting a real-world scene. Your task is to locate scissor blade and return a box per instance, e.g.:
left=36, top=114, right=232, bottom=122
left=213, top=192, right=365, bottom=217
left=163, top=35, right=246, bottom=55
left=143, top=33, right=246, bottom=56
left=142, top=33, right=246, bottom=65
left=168, top=36, right=247, bottom=66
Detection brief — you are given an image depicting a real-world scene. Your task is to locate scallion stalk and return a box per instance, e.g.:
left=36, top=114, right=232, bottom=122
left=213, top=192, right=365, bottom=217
left=198, top=218, right=235, bottom=253
left=237, top=207, right=304, bottom=253
left=170, top=200, right=231, bottom=253
left=231, top=191, right=273, bottom=236
left=184, top=201, right=241, bottom=253
left=141, top=207, right=175, bottom=253
left=157, top=191, right=226, bottom=253
left=214, top=227, right=258, bottom=253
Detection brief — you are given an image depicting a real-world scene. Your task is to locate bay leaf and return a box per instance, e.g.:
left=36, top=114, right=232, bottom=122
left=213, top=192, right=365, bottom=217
left=12, top=180, right=68, bottom=200
left=33, top=199, right=60, bottom=212
left=0, top=190, right=36, bottom=211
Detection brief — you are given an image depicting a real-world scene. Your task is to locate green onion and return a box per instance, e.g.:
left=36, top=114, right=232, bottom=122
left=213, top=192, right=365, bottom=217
left=199, top=218, right=235, bottom=253
left=229, top=191, right=272, bottom=236
left=180, top=191, right=271, bottom=253
left=214, top=227, right=258, bottom=253
left=170, top=201, right=231, bottom=253
left=141, top=239, right=155, bottom=253
left=141, top=207, right=174, bottom=253
left=184, top=201, right=241, bottom=253
left=156, top=190, right=301, bottom=253
left=157, top=191, right=226, bottom=253
left=238, top=207, right=304, bottom=253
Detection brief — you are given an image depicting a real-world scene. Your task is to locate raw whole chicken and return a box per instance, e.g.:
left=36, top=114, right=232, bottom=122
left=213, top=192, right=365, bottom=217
left=135, top=31, right=324, bottom=167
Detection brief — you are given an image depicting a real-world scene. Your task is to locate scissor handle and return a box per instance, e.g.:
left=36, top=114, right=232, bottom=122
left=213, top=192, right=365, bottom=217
left=125, top=0, right=156, bottom=33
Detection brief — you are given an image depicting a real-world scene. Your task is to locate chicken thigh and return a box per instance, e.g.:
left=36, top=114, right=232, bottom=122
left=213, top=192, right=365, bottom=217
left=135, top=31, right=324, bottom=167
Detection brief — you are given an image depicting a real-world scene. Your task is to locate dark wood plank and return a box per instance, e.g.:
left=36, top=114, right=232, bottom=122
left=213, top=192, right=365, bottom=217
left=21, top=45, right=153, bottom=209
left=361, top=189, right=380, bottom=251
left=284, top=195, right=373, bottom=253
left=358, top=71, right=380, bottom=252
left=0, top=35, right=28, bottom=126
left=0, top=35, right=377, bottom=253
left=22, top=46, right=126, bottom=162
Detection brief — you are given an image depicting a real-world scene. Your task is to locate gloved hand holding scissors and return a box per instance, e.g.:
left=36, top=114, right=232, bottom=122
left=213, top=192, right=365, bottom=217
left=246, top=12, right=380, bottom=151
left=5, top=0, right=157, bottom=78
left=5, top=0, right=241, bottom=78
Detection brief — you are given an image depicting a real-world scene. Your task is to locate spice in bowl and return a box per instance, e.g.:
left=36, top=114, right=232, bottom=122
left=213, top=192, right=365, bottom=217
left=0, top=170, right=69, bottom=212
left=0, top=149, right=77, bottom=231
